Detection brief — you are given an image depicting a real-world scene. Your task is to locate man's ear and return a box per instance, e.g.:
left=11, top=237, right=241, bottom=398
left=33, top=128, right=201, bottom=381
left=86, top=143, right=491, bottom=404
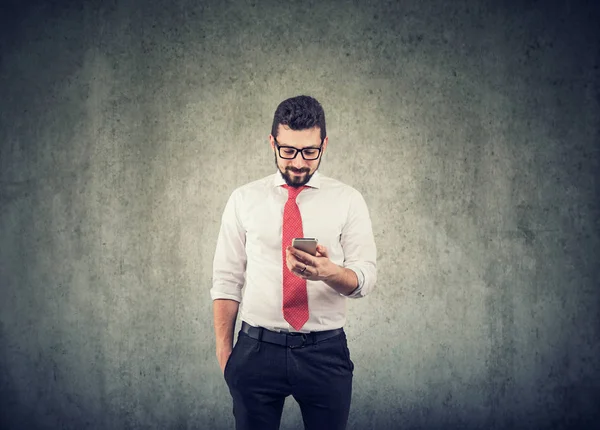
left=321, top=136, right=329, bottom=155
left=269, top=135, right=276, bottom=151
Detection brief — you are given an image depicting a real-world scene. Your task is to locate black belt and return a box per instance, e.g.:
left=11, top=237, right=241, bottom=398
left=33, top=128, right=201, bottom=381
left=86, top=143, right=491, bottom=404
left=241, top=321, right=344, bottom=349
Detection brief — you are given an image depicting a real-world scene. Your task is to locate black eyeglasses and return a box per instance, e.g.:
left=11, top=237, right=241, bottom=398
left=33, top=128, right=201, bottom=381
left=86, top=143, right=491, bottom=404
left=274, top=138, right=324, bottom=160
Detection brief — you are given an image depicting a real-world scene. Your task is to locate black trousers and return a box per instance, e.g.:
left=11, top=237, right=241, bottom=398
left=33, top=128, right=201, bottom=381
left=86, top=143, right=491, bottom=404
left=224, top=326, right=354, bottom=430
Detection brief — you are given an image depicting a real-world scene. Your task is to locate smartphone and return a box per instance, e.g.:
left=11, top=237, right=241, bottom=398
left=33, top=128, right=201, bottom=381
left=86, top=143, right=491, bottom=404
left=292, top=238, right=318, bottom=256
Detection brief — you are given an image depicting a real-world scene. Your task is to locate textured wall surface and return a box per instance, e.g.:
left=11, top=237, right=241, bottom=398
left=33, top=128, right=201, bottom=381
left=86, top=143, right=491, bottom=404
left=1, top=0, right=599, bottom=429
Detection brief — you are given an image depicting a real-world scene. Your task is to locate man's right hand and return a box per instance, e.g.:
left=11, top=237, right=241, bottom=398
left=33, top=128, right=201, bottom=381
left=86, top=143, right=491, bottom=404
left=217, top=348, right=232, bottom=374
left=213, top=299, right=239, bottom=374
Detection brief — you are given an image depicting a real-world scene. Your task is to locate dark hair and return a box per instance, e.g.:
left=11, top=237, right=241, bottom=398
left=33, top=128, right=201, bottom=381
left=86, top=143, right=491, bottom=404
left=271, top=95, right=326, bottom=141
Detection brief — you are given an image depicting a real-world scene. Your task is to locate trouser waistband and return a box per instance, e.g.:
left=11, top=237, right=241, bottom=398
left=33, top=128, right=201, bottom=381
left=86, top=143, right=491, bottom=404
left=240, top=321, right=344, bottom=349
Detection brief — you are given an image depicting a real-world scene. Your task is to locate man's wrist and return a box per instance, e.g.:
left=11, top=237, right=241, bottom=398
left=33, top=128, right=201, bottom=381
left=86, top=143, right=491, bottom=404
left=322, top=261, right=343, bottom=283
left=215, top=337, right=234, bottom=352
left=217, top=344, right=232, bottom=353
left=322, top=263, right=358, bottom=295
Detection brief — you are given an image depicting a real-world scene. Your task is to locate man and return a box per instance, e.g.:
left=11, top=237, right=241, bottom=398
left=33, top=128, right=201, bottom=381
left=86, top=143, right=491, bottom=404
left=211, top=95, right=377, bottom=430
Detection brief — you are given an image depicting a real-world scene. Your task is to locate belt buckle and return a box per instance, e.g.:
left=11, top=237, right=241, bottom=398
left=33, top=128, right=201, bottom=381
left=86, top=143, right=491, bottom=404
left=287, top=333, right=307, bottom=349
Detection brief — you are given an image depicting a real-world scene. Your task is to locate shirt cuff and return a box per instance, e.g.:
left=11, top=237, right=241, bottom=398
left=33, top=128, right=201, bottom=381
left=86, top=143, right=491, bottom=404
left=210, top=290, right=242, bottom=302
left=343, top=267, right=365, bottom=298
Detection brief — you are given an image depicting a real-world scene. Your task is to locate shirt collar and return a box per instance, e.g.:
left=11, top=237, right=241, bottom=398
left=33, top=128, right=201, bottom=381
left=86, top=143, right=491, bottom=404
left=273, top=170, right=321, bottom=189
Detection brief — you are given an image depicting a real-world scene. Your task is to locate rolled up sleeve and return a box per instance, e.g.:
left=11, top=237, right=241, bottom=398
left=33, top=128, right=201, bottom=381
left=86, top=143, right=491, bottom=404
left=210, top=189, right=247, bottom=302
left=341, top=189, right=377, bottom=298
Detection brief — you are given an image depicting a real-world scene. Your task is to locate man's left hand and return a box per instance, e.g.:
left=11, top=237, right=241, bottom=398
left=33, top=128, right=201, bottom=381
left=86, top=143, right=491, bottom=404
left=285, top=244, right=341, bottom=281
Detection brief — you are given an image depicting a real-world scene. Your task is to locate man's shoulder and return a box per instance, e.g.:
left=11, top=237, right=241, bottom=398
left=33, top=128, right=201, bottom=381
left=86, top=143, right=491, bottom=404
left=319, top=173, right=363, bottom=197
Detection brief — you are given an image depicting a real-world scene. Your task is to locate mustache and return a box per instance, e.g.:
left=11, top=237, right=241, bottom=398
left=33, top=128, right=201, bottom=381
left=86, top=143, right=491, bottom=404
left=286, top=167, right=309, bottom=173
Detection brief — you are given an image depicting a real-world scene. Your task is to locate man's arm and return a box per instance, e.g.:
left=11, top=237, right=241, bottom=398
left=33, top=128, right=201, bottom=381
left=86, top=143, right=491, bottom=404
left=322, top=262, right=360, bottom=296
left=211, top=189, right=246, bottom=373
left=286, top=244, right=359, bottom=295
left=337, top=188, right=377, bottom=298
left=213, top=299, right=240, bottom=373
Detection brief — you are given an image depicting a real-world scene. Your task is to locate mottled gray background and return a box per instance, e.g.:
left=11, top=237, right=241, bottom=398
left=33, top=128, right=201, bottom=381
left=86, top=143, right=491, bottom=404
left=1, top=0, right=599, bottom=429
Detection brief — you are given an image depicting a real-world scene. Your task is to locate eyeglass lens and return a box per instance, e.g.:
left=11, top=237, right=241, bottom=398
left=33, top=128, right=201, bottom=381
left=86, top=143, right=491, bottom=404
left=279, top=147, right=320, bottom=160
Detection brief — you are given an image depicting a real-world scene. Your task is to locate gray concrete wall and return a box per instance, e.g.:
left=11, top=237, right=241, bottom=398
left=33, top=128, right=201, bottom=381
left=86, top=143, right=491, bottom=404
left=1, top=0, right=598, bottom=429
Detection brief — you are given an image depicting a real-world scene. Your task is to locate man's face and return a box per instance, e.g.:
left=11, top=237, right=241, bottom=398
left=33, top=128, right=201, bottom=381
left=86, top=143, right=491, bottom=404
left=270, top=125, right=328, bottom=188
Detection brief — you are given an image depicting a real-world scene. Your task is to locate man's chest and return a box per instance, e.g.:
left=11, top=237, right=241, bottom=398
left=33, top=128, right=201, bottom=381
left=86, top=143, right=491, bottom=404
left=240, top=194, right=348, bottom=251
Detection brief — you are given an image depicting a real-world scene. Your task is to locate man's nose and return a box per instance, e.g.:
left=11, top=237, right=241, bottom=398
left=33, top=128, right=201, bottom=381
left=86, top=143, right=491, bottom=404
left=291, top=153, right=307, bottom=168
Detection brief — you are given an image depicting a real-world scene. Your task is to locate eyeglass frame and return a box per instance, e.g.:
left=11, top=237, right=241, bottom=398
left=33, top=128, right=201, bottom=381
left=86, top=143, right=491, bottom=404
left=273, top=137, right=325, bottom=160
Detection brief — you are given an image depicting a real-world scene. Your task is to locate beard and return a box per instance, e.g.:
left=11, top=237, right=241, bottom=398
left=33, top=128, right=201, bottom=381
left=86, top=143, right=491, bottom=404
left=275, top=153, right=321, bottom=187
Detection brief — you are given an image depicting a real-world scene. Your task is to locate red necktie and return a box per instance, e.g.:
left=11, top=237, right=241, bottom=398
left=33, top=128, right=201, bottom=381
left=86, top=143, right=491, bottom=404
left=282, top=185, right=309, bottom=331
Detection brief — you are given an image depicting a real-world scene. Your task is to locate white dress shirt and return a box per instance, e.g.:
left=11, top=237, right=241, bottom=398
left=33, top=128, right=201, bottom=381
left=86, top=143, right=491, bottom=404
left=211, top=170, right=377, bottom=332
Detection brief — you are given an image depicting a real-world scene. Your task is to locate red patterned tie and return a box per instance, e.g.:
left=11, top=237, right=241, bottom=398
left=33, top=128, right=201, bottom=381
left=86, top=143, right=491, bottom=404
left=282, top=185, right=309, bottom=331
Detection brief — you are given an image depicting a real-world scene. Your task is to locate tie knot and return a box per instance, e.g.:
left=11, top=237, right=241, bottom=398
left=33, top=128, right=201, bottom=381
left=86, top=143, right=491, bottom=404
left=283, top=185, right=305, bottom=200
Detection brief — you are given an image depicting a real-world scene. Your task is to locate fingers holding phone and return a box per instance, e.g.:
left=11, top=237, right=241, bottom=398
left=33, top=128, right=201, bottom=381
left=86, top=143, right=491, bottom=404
left=286, top=238, right=315, bottom=277
left=316, top=244, right=329, bottom=258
